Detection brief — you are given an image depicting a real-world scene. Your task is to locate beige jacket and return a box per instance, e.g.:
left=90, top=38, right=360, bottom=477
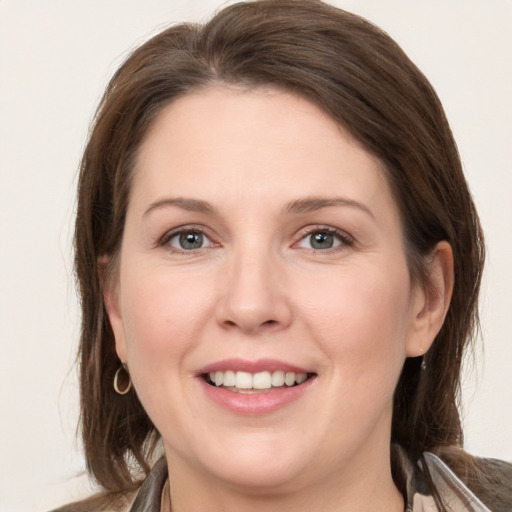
left=128, top=452, right=491, bottom=512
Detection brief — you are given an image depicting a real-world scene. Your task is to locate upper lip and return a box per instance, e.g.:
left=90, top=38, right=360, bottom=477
left=197, top=358, right=314, bottom=375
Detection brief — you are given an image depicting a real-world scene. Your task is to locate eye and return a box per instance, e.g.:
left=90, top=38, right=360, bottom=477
left=296, top=228, right=351, bottom=251
left=165, top=230, right=212, bottom=251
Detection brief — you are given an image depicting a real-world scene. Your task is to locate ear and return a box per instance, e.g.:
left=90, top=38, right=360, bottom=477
left=406, top=241, right=454, bottom=357
left=98, top=254, right=127, bottom=362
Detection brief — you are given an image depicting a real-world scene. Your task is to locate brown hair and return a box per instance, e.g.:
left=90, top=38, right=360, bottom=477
left=65, top=0, right=508, bottom=510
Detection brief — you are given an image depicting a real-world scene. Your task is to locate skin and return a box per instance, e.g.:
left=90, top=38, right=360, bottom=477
left=104, top=87, right=453, bottom=512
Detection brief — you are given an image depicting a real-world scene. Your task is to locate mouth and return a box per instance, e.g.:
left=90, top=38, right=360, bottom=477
left=203, top=370, right=317, bottom=393
left=198, top=359, right=317, bottom=414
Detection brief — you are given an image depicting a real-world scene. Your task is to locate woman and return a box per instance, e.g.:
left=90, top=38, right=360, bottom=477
left=56, top=0, right=511, bottom=511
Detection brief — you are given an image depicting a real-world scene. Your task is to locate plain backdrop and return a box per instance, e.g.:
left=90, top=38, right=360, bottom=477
left=1, top=1, right=511, bottom=511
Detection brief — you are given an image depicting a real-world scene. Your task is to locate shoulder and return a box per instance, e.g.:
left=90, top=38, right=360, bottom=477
left=420, top=452, right=491, bottom=511
left=429, top=447, right=512, bottom=512
left=393, top=444, right=512, bottom=512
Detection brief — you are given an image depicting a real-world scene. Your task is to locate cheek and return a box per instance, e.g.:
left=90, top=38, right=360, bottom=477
left=302, top=264, right=412, bottom=383
left=117, top=266, right=219, bottom=429
left=119, top=267, right=215, bottom=369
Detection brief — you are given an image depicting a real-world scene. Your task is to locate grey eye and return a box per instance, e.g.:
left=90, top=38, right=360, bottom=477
left=297, top=230, right=343, bottom=250
left=310, top=232, right=335, bottom=249
left=169, top=231, right=207, bottom=250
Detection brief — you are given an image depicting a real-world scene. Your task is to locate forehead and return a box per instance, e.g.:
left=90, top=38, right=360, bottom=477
left=130, top=86, right=394, bottom=217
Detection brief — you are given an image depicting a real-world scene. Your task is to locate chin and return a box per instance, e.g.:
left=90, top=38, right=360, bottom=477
left=167, top=430, right=314, bottom=493
left=207, top=456, right=308, bottom=494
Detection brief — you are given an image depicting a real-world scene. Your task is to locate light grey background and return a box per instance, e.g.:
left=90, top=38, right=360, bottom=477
left=1, top=1, right=511, bottom=511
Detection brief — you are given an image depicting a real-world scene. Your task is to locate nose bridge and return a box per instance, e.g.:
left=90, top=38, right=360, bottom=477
left=216, top=236, right=291, bottom=333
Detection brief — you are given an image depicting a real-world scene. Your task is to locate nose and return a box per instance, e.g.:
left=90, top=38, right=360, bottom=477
left=215, top=246, right=293, bottom=335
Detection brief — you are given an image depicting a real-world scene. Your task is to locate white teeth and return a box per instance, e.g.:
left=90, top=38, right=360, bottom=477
left=284, top=372, right=296, bottom=386
left=207, top=370, right=311, bottom=390
left=296, top=373, right=307, bottom=384
left=214, top=371, right=224, bottom=387
left=235, top=371, right=253, bottom=389
left=271, top=370, right=285, bottom=387
left=253, top=371, right=272, bottom=389
left=223, top=370, right=236, bottom=387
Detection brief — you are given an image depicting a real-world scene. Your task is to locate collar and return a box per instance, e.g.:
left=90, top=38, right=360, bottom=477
left=128, top=456, right=168, bottom=512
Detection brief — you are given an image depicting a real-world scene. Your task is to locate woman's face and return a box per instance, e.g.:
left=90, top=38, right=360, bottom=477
left=106, top=87, right=438, bottom=494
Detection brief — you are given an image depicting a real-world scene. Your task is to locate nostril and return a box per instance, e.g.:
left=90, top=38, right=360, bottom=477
left=221, top=318, right=279, bottom=330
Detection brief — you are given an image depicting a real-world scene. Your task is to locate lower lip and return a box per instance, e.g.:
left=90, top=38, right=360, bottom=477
left=199, top=377, right=315, bottom=416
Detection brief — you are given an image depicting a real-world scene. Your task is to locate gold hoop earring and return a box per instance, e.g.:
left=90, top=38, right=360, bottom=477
left=114, top=364, right=132, bottom=395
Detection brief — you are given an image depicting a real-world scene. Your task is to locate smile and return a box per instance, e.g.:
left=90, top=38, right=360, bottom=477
left=198, top=359, right=317, bottom=414
left=205, top=370, right=314, bottom=392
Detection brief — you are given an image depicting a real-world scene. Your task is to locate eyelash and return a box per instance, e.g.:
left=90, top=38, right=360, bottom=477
left=158, top=225, right=354, bottom=254
left=295, top=226, right=355, bottom=252
left=159, top=226, right=215, bottom=253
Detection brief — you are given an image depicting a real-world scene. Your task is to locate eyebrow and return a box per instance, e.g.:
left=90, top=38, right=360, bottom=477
left=143, top=195, right=375, bottom=220
left=285, top=197, right=375, bottom=219
left=144, top=197, right=217, bottom=216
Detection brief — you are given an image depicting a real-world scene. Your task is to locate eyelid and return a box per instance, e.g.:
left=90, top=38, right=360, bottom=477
left=293, top=225, right=355, bottom=250
left=156, top=223, right=353, bottom=253
left=158, top=225, right=218, bottom=252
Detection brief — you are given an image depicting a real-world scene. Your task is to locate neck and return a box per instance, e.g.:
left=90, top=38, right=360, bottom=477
left=164, top=450, right=404, bottom=512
